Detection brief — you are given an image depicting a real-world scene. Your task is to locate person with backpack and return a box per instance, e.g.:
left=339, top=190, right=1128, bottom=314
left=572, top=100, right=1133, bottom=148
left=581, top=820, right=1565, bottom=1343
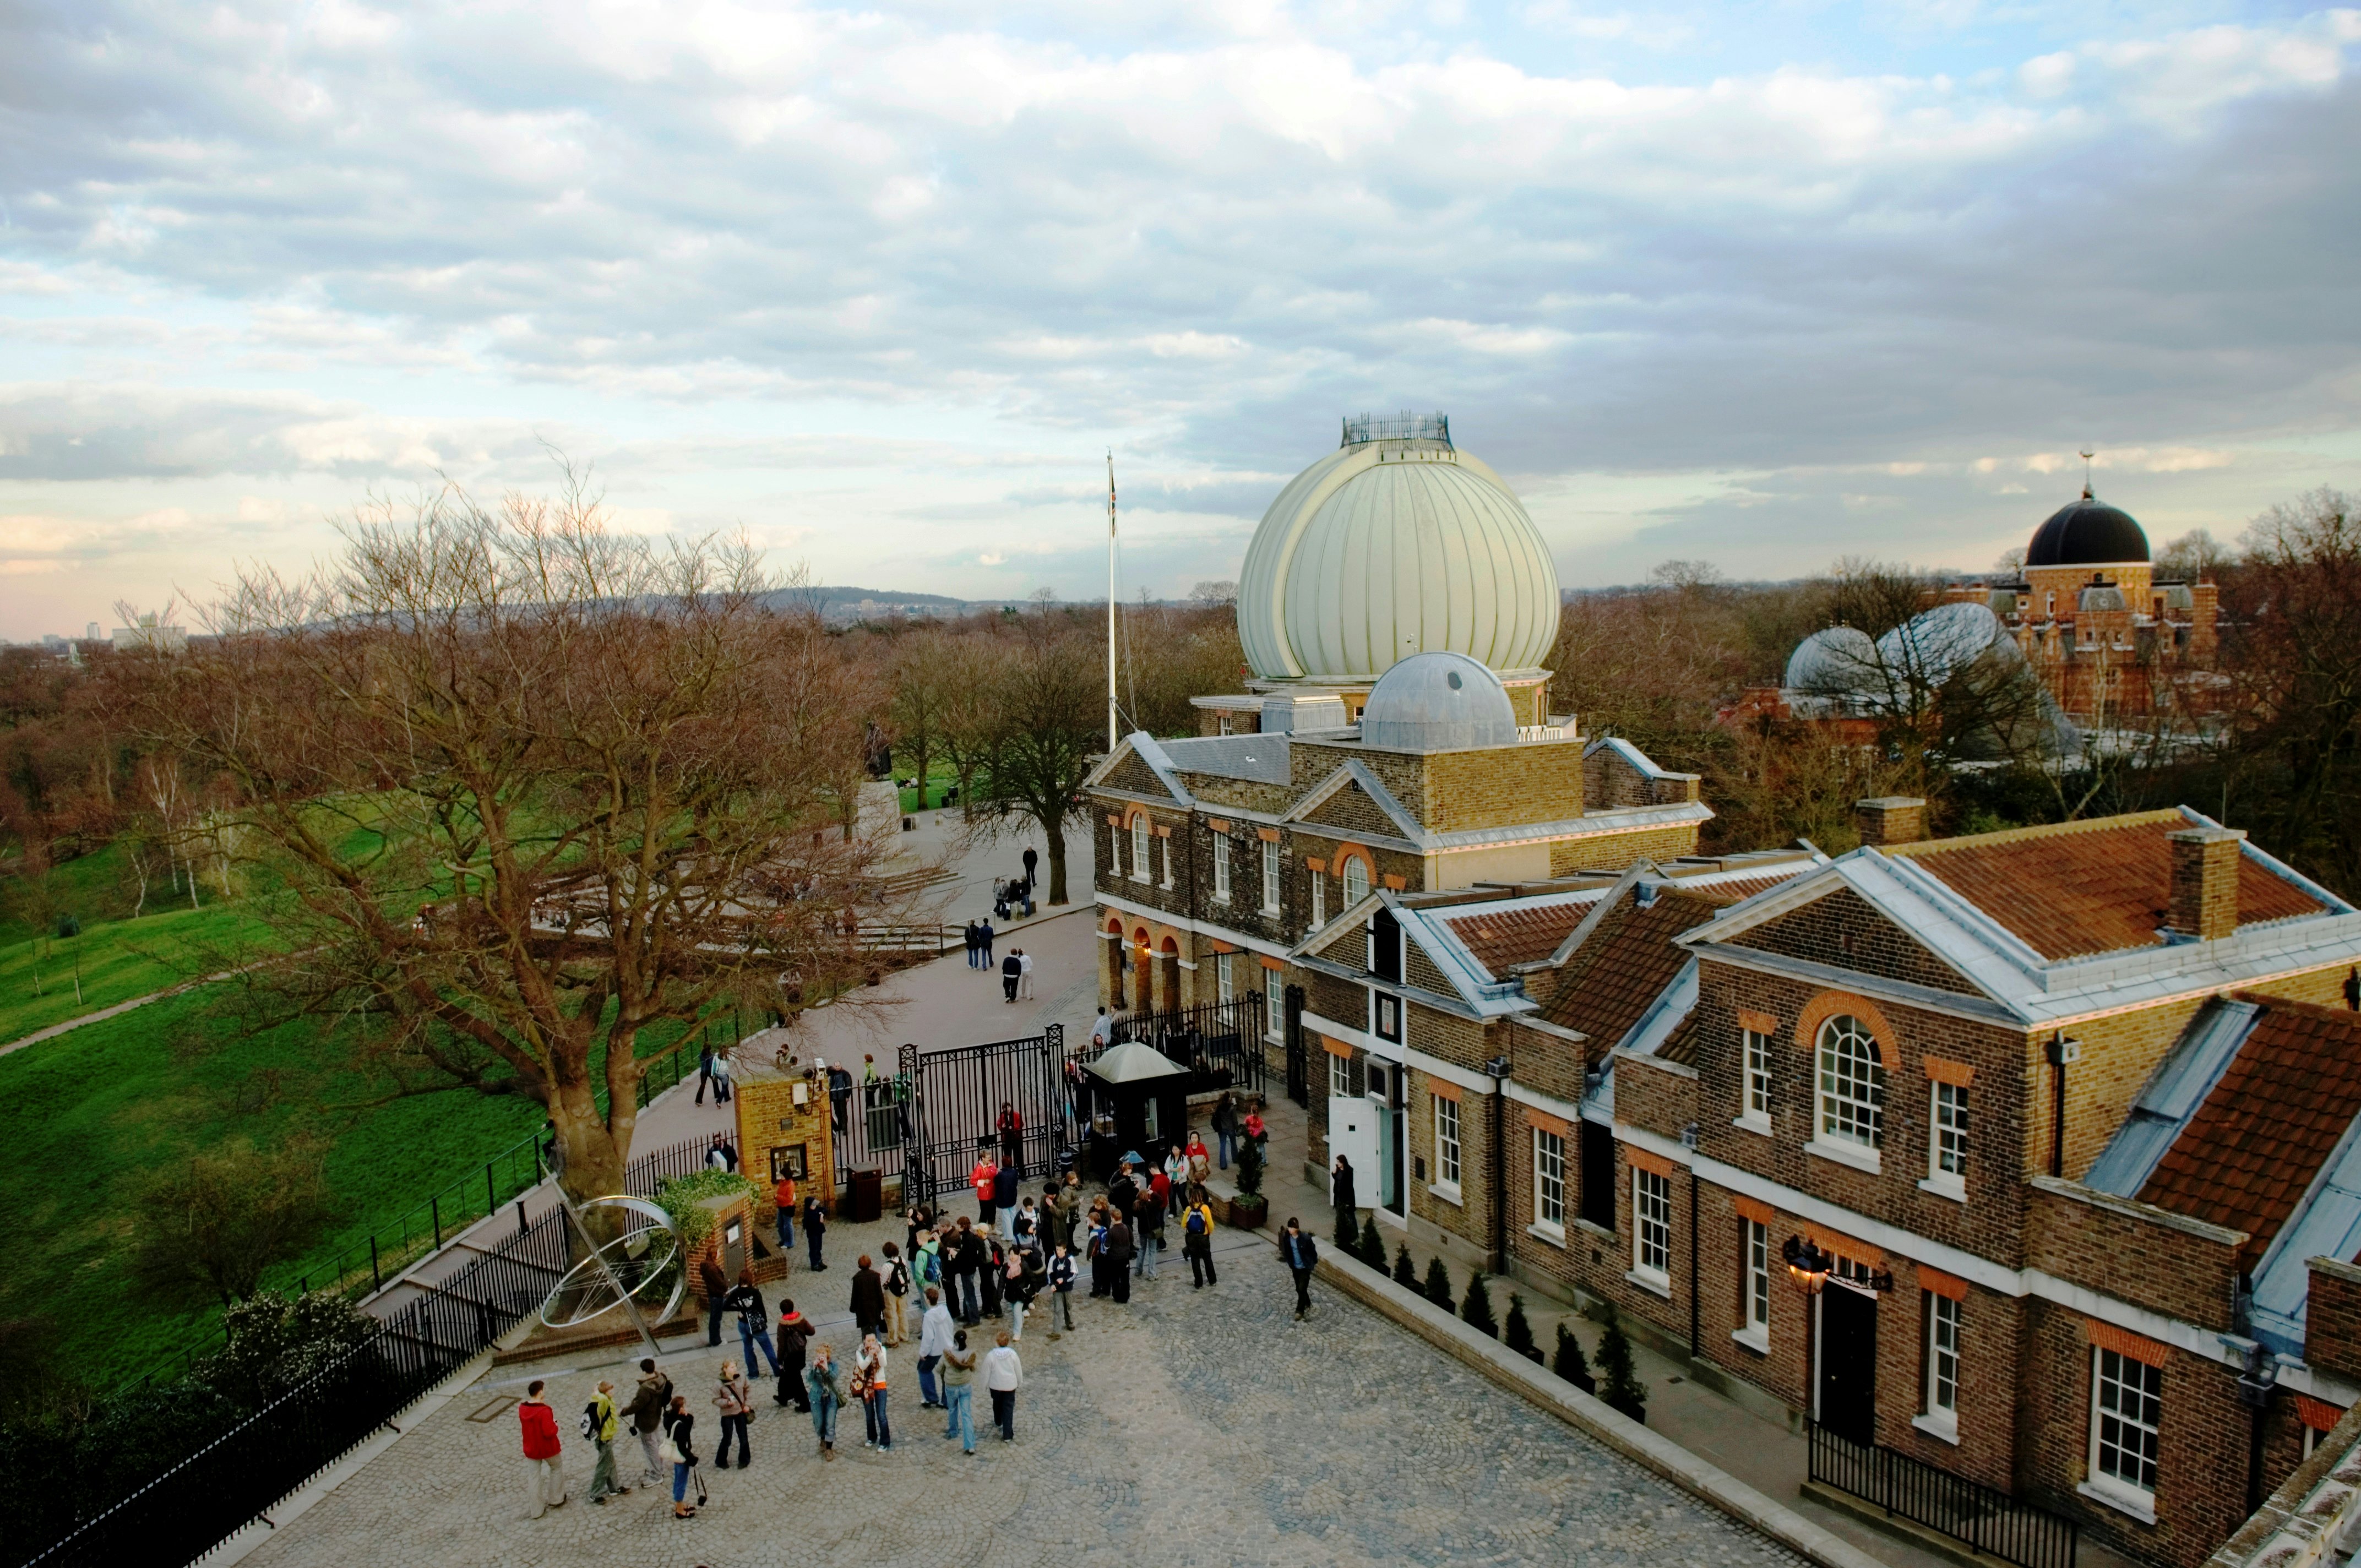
left=1280, top=1217, right=1320, bottom=1319
left=880, top=1242, right=912, bottom=1346
left=806, top=1342, right=844, bottom=1462
left=913, top=1227, right=943, bottom=1304
left=711, top=1359, right=752, bottom=1470
left=661, top=1393, right=700, bottom=1518
left=773, top=1300, right=814, bottom=1411
left=1047, top=1242, right=1077, bottom=1335
left=583, top=1379, right=627, bottom=1503
left=518, top=1379, right=565, bottom=1519
left=724, top=1269, right=782, bottom=1379
left=627, top=1358, right=672, bottom=1484
left=1180, top=1193, right=1219, bottom=1288
left=803, top=1195, right=829, bottom=1271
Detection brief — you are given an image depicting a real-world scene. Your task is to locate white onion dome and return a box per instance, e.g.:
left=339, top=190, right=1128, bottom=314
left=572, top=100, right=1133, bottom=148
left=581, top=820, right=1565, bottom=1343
left=1236, top=416, right=1560, bottom=682
left=1357, top=651, right=1519, bottom=752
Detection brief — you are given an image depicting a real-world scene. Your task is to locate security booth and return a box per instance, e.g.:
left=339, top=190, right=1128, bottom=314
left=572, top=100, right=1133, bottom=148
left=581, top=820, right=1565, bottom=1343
left=1082, top=1042, right=1190, bottom=1179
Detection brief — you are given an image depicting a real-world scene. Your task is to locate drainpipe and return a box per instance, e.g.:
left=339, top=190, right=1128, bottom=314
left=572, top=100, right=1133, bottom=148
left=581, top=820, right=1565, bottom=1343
left=1486, top=1049, right=1513, bottom=1273
left=2238, top=1340, right=2279, bottom=1515
left=1683, top=1123, right=1701, bottom=1359
left=2043, top=1033, right=2076, bottom=1178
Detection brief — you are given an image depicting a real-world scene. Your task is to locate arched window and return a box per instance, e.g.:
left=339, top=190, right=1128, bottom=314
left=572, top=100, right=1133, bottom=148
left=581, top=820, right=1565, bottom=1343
left=1816, top=1015, right=1885, bottom=1148
left=1131, top=816, right=1151, bottom=881
left=1342, top=857, right=1370, bottom=905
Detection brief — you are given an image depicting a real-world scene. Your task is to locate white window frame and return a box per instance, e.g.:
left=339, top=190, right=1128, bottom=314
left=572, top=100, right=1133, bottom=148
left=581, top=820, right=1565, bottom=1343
left=1433, top=1096, right=1462, bottom=1195
left=2087, top=1347, right=2162, bottom=1505
left=1216, top=951, right=1234, bottom=1003
left=1330, top=1048, right=1351, bottom=1101
left=1533, top=1128, right=1566, bottom=1233
left=1630, top=1167, right=1671, bottom=1290
left=1261, top=836, right=1281, bottom=915
left=1342, top=857, right=1370, bottom=905
left=1264, top=963, right=1283, bottom=1042
left=1309, top=868, right=1326, bottom=929
left=1109, top=820, right=1123, bottom=880
left=1812, top=1015, right=1885, bottom=1168
left=1159, top=834, right=1173, bottom=890
left=1738, top=1027, right=1772, bottom=1134
left=1916, top=1292, right=1961, bottom=1443
left=1131, top=816, right=1151, bottom=883
left=1212, top=831, right=1232, bottom=903
left=1734, top=1218, right=1771, bottom=1351
left=1923, top=1079, right=1968, bottom=1201
left=1217, top=713, right=1234, bottom=737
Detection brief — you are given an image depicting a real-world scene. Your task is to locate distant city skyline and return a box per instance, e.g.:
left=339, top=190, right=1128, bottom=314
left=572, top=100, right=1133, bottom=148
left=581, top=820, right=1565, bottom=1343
left=2, top=2, right=2356, bottom=640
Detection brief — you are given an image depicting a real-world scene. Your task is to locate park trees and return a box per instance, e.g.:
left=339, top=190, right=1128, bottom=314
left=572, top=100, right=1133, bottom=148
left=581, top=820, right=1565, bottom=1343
left=112, top=472, right=896, bottom=1207
left=971, top=607, right=1102, bottom=905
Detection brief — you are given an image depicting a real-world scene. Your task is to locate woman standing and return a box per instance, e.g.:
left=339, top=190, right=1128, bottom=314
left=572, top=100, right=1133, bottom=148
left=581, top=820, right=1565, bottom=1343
left=803, top=1196, right=829, bottom=1271
left=661, top=1393, right=699, bottom=1518
left=723, top=1270, right=782, bottom=1379
left=1162, top=1144, right=1189, bottom=1216
left=855, top=1331, right=893, bottom=1452
left=940, top=1329, right=978, bottom=1456
left=1211, top=1092, right=1239, bottom=1169
left=711, top=1360, right=752, bottom=1469
left=1331, top=1154, right=1358, bottom=1247
left=806, top=1343, right=844, bottom=1461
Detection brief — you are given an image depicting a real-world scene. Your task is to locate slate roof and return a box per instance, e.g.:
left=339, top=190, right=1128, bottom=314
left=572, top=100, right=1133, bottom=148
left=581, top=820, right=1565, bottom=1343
left=1889, top=812, right=2328, bottom=960
left=2134, top=995, right=2361, bottom=1267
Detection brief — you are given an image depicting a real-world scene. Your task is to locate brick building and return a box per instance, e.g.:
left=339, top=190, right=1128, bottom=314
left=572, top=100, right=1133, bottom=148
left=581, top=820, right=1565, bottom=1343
left=1301, top=797, right=2361, bottom=1567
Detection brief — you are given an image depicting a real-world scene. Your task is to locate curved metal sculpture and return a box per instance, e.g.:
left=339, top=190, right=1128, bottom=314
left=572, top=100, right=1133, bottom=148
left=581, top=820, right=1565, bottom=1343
left=537, top=1194, right=686, bottom=1337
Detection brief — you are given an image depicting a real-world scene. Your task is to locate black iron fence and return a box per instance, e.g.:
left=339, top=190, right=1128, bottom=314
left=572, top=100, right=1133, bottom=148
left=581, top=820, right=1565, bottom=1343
left=27, top=1204, right=576, bottom=1568
left=1809, top=1421, right=2078, bottom=1568
left=899, top=1027, right=1067, bottom=1210
left=1103, top=993, right=1267, bottom=1097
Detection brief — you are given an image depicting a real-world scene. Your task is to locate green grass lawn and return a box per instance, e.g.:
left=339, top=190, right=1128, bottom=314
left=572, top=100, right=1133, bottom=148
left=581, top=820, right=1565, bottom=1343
left=0, top=901, right=278, bottom=1044
left=897, top=762, right=962, bottom=814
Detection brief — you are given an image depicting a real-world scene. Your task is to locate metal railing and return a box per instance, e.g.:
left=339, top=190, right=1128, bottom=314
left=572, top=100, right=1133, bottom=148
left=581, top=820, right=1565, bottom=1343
left=1809, top=1422, right=2079, bottom=1568
left=1101, top=994, right=1268, bottom=1096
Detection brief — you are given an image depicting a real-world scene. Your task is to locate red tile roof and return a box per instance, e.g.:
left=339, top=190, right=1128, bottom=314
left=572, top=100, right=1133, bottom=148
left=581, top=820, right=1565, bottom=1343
left=1890, top=812, right=2327, bottom=960
left=1543, top=890, right=1726, bottom=1057
left=1444, top=904, right=1588, bottom=977
left=2139, top=997, right=2361, bottom=1264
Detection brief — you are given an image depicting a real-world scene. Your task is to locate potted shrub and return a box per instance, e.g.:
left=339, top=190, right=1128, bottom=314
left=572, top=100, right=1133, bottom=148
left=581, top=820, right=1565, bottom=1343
left=1392, top=1243, right=1418, bottom=1289
left=1461, top=1271, right=1499, bottom=1338
left=1552, top=1323, right=1595, bottom=1392
left=1423, top=1256, right=1456, bottom=1309
left=1357, top=1215, right=1387, bottom=1270
left=1596, top=1308, right=1648, bottom=1424
left=1228, top=1135, right=1269, bottom=1229
left=1504, top=1294, right=1542, bottom=1363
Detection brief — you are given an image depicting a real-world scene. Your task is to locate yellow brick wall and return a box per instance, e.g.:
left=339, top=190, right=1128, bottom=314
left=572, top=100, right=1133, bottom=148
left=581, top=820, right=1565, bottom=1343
left=735, top=1076, right=837, bottom=1205
left=1426, top=744, right=1587, bottom=833
left=1548, top=823, right=1701, bottom=876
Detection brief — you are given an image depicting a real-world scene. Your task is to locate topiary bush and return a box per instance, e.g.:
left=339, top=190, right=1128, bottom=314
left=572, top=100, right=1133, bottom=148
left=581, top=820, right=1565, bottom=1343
left=1357, top=1215, right=1388, bottom=1270
left=1504, top=1293, right=1539, bottom=1361
left=1596, top=1307, right=1647, bottom=1423
left=1553, top=1323, right=1595, bottom=1392
left=1461, top=1271, right=1498, bottom=1338
left=1424, top=1256, right=1456, bottom=1309
left=1392, top=1243, right=1418, bottom=1288
left=1235, top=1133, right=1265, bottom=1196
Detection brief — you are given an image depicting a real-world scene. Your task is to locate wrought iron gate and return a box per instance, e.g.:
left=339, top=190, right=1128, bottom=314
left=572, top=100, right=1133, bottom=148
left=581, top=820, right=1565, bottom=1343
left=899, top=1026, right=1067, bottom=1211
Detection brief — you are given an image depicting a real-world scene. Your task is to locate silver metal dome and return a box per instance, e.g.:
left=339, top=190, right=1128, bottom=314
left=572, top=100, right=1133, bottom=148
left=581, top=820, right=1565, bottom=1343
left=1785, top=625, right=1878, bottom=692
left=1236, top=423, right=1559, bottom=683
left=1357, top=651, right=1519, bottom=752
left=2079, top=584, right=2126, bottom=613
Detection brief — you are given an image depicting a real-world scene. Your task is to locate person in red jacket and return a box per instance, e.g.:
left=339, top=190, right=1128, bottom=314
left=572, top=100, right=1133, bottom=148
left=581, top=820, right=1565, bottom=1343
left=971, top=1150, right=998, bottom=1225
left=518, top=1378, right=567, bottom=1518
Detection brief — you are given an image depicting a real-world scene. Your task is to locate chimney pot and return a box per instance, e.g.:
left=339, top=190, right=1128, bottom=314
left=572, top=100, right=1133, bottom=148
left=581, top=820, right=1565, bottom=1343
left=1855, top=797, right=1927, bottom=848
left=2166, top=826, right=2244, bottom=942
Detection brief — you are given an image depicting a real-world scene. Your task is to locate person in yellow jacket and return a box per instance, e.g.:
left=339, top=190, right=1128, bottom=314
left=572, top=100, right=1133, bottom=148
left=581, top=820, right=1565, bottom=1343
left=1179, top=1193, right=1219, bottom=1288
left=584, top=1379, right=628, bottom=1504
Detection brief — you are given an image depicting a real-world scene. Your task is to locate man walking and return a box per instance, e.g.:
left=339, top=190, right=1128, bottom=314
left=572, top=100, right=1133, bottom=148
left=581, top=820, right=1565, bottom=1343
left=850, top=1254, right=887, bottom=1341
left=1047, top=1242, right=1077, bottom=1336
left=993, top=1157, right=1020, bottom=1236
left=983, top=1329, right=1024, bottom=1442
left=803, top=1195, right=829, bottom=1271
left=518, top=1379, right=566, bottom=1518
left=700, top=1253, right=730, bottom=1346
left=1000, top=948, right=1021, bottom=1003
left=774, top=1299, right=814, bottom=1411
left=695, top=1043, right=717, bottom=1104
left=981, top=918, right=995, bottom=968
left=882, top=1242, right=912, bottom=1346
left=627, top=1358, right=671, bottom=1484
left=1018, top=947, right=1035, bottom=1000
left=1106, top=1213, right=1135, bottom=1305
left=583, top=1379, right=626, bottom=1504
left=965, top=920, right=979, bottom=968
left=1280, top=1217, right=1319, bottom=1319
left=1180, top=1193, right=1219, bottom=1288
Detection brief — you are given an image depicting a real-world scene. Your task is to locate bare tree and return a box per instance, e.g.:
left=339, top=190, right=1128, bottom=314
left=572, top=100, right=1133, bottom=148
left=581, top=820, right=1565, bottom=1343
left=111, top=471, right=900, bottom=1205
left=971, top=608, right=1101, bottom=905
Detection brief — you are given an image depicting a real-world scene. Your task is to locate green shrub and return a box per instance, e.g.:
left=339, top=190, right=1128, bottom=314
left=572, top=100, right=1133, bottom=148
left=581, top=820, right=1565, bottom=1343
left=1461, top=1271, right=1498, bottom=1338
left=1504, top=1293, right=1538, bottom=1360
left=656, top=1170, right=759, bottom=1252
left=1596, top=1307, right=1647, bottom=1422
left=1553, top=1323, right=1593, bottom=1388
left=198, top=1289, right=376, bottom=1407
left=1392, top=1243, right=1418, bottom=1288
left=1357, top=1215, right=1387, bottom=1270
left=1236, top=1135, right=1265, bottom=1197
left=1423, top=1256, right=1455, bottom=1309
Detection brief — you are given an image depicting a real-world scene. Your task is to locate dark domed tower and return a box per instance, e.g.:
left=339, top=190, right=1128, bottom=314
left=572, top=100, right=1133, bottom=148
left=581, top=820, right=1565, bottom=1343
left=2022, top=484, right=2151, bottom=624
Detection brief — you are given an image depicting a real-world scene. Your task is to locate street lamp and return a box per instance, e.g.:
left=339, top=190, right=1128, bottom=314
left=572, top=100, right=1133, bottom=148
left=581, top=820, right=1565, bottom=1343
left=1781, top=1234, right=1832, bottom=1294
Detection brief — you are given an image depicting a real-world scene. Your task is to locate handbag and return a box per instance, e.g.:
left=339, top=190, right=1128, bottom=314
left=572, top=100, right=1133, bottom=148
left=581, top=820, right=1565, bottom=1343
left=659, top=1437, right=684, bottom=1465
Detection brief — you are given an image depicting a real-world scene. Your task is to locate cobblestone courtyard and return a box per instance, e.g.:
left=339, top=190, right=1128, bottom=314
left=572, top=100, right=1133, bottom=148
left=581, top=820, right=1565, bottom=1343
left=248, top=1226, right=1807, bottom=1568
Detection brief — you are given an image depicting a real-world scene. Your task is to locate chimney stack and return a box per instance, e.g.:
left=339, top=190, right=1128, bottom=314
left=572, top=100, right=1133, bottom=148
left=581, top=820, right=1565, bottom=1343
left=1855, top=797, right=1927, bottom=848
left=2167, top=826, right=2244, bottom=942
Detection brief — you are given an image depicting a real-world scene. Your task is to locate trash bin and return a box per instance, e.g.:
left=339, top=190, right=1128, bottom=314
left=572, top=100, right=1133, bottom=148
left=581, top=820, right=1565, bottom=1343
left=848, top=1168, right=883, bottom=1223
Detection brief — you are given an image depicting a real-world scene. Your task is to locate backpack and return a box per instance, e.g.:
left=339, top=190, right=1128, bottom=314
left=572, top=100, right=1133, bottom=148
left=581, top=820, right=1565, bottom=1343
left=579, top=1401, right=600, bottom=1440
left=886, top=1259, right=910, bottom=1295
left=1185, top=1206, right=1208, bottom=1235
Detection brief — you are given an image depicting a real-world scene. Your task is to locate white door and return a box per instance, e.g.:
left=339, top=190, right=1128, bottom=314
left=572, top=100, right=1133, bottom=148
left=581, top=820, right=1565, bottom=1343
left=1329, top=1097, right=1380, bottom=1200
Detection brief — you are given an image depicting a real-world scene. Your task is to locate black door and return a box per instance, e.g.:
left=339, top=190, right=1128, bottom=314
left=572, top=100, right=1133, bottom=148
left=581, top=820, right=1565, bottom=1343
left=1284, top=985, right=1308, bottom=1106
left=1817, top=1285, right=1878, bottom=1445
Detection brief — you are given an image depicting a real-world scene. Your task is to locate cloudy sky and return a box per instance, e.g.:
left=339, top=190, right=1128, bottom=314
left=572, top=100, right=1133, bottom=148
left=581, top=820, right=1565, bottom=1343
left=2, top=1, right=2357, bottom=638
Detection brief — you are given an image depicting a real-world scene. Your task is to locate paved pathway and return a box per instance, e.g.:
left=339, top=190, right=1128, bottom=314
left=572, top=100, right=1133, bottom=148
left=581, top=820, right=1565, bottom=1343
left=245, top=1213, right=1809, bottom=1568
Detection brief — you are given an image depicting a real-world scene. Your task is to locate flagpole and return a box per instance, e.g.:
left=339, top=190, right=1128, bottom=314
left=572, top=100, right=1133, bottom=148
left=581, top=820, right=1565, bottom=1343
left=1107, top=451, right=1119, bottom=752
